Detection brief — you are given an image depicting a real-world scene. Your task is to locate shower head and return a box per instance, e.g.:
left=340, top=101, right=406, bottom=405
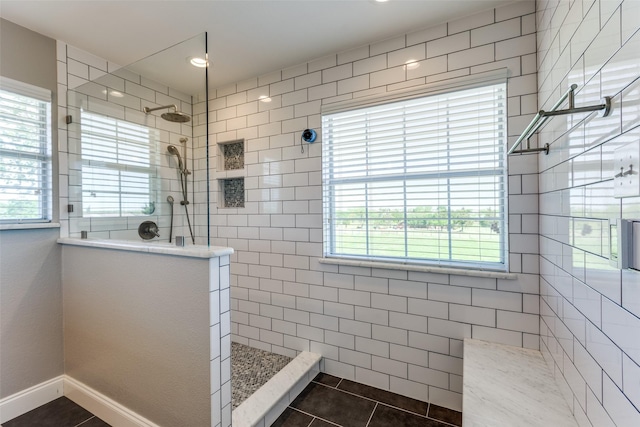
left=167, top=145, right=184, bottom=172
left=167, top=195, right=174, bottom=205
left=143, top=104, right=191, bottom=123
left=161, top=111, right=190, bottom=123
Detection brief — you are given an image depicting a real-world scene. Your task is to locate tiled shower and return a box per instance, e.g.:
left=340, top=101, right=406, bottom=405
left=208, top=1, right=541, bottom=411
left=2, top=0, right=640, bottom=426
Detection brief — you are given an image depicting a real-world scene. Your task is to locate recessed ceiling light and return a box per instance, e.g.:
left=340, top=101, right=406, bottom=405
left=375, top=0, right=389, bottom=2
left=259, top=95, right=272, bottom=103
left=188, top=56, right=208, bottom=68
left=101, top=89, right=124, bottom=97
left=405, top=60, right=420, bottom=70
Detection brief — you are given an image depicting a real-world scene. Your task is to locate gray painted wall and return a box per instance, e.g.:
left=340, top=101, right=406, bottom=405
left=62, top=245, right=211, bottom=426
left=0, top=18, right=59, bottom=221
left=0, top=19, right=63, bottom=400
left=0, top=229, right=63, bottom=398
left=0, top=18, right=57, bottom=91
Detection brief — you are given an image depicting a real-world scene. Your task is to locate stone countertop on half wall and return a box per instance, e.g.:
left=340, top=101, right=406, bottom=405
left=57, top=237, right=233, bottom=258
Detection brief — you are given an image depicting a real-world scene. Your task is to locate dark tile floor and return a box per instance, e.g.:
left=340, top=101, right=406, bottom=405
left=1, top=397, right=110, bottom=427
left=2, top=375, right=461, bottom=427
left=272, top=373, right=462, bottom=427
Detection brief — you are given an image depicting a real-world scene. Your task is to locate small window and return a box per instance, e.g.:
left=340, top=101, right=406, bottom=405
left=80, top=111, right=158, bottom=217
left=322, top=82, right=508, bottom=271
left=0, top=78, right=52, bottom=223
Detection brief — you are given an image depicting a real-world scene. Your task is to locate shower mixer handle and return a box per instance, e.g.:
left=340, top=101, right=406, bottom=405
left=180, top=200, right=190, bottom=205
left=138, top=220, right=160, bottom=240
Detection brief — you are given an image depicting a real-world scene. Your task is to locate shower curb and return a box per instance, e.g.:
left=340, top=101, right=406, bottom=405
left=232, top=351, right=322, bottom=427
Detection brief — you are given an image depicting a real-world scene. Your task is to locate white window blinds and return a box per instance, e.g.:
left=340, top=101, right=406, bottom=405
left=0, top=78, right=52, bottom=223
left=322, top=82, right=508, bottom=270
left=80, top=111, right=158, bottom=217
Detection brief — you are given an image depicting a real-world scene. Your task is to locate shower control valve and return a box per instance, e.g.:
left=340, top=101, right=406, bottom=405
left=138, top=220, right=160, bottom=240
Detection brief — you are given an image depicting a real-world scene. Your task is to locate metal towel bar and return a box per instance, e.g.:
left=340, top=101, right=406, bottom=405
left=508, top=84, right=613, bottom=155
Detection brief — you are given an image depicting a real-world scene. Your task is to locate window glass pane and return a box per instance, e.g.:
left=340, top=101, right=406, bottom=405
left=80, top=112, right=157, bottom=217
left=322, top=82, right=507, bottom=270
left=0, top=82, right=51, bottom=222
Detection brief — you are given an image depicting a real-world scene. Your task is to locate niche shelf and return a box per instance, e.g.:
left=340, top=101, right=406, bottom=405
left=220, top=178, right=245, bottom=208
left=216, top=139, right=245, bottom=208
left=215, top=139, right=245, bottom=179
left=223, top=140, right=244, bottom=170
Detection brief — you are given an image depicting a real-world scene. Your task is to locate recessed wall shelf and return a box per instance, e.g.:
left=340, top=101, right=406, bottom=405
left=219, top=139, right=244, bottom=171
left=221, top=178, right=245, bottom=208
left=508, top=84, right=613, bottom=156
left=216, top=139, right=246, bottom=208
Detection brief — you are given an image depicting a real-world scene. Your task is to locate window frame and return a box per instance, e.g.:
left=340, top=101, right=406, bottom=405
left=0, top=77, right=52, bottom=224
left=321, top=76, right=509, bottom=272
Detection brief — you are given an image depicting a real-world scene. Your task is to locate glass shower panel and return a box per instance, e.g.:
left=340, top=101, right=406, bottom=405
left=66, top=33, right=207, bottom=243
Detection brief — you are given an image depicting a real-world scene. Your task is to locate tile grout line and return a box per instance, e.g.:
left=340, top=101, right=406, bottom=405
left=312, top=380, right=427, bottom=418
left=364, top=402, right=378, bottom=427
left=310, top=377, right=461, bottom=427
left=287, top=406, right=343, bottom=427
left=73, top=416, right=96, bottom=427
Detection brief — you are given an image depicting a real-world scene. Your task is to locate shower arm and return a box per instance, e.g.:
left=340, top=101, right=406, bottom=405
left=143, top=104, right=178, bottom=114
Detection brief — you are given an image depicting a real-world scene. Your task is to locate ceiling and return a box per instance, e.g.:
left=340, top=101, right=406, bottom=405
left=0, top=0, right=518, bottom=95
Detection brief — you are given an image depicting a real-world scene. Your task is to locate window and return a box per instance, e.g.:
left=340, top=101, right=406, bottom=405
left=80, top=111, right=158, bottom=217
left=0, top=77, right=52, bottom=223
left=322, top=82, right=507, bottom=271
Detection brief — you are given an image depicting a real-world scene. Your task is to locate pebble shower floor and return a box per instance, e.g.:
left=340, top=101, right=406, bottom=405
left=231, top=341, right=293, bottom=409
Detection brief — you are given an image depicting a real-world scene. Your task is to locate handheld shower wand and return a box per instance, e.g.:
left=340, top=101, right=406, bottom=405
left=167, top=145, right=185, bottom=174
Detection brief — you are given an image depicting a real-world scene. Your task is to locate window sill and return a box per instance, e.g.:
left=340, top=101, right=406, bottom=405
left=0, top=222, right=61, bottom=231
left=318, top=257, right=518, bottom=280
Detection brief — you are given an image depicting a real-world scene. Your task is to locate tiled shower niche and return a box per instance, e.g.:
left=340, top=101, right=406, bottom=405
left=219, top=140, right=244, bottom=171
left=221, top=178, right=244, bottom=208
left=216, top=139, right=245, bottom=208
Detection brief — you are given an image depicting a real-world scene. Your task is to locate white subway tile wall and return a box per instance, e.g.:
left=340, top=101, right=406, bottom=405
left=537, top=0, right=640, bottom=425
left=205, top=1, right=540, bottom=411
left=211, top=255, right=233, bottom=427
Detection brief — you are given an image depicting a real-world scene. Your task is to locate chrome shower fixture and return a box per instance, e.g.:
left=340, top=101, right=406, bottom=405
left=142, top=104, right=191, bottom=123
left=167, top=137, right=195, bottom=245
left=138, top=220, right=160, bottom=240
left=167, top=145, right=185, bottom=173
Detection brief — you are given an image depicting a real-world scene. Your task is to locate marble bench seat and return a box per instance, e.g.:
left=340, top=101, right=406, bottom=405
left=462, top=339, right=578, bottom=427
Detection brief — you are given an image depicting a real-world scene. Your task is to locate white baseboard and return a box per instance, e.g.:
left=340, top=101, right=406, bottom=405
left=0, top=375, right=162, bottom=427
left=64, top=376, right=161, bottom=427
left=0, top=376, right=64, bottom=423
